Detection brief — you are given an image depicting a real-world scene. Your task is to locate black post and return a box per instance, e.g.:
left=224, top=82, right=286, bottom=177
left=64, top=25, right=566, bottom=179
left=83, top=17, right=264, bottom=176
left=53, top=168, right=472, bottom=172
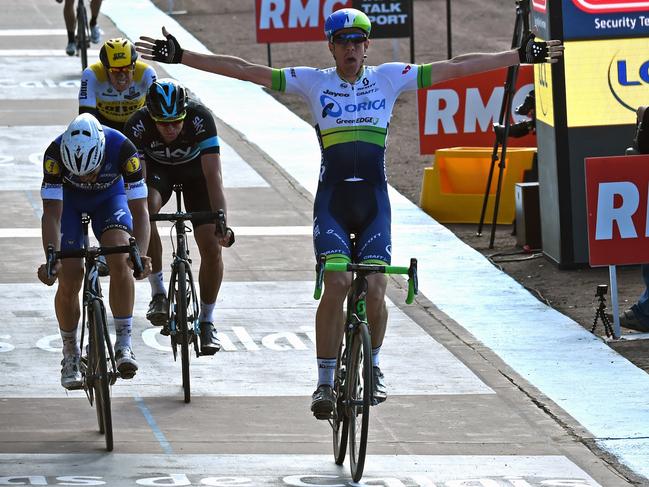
left=446, top=0, right=452, bottom=59
left=476, top=0, right=530, bottom=248
left=409, top=0, right=415, bottom=64
left=267, top=43, right=272, bottom=67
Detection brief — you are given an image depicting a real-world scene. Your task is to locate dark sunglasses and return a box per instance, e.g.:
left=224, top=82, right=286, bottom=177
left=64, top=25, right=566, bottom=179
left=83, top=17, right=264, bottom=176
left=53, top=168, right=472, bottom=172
left=332, top=33, right=368, bottom=45
left=108, top=64, right=134, bottom=74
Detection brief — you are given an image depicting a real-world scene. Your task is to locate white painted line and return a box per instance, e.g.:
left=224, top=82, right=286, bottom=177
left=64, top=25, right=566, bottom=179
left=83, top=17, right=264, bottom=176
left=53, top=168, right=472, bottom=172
left=0, top=226, right=312, bottom=238
left=0, top=29, right=67, bottom=36
left=0, top=126, right=268, bottom=190
left=0, top=282, right=493, bottom=398
left=0, top=49, right=101, bottom=56
left=0, top=453, right=603, bottom=486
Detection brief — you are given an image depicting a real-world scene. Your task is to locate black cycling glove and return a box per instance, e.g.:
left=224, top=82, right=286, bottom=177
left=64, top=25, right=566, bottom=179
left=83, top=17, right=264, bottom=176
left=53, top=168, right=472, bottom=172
left=150, top=31, right=184, bottom=64
left=518, top=31, right=549, bottom=64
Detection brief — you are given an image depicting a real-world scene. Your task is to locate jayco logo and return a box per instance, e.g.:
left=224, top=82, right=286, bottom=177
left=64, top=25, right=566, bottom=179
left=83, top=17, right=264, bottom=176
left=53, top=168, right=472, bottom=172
left=113, top=52, right=126, bottom=61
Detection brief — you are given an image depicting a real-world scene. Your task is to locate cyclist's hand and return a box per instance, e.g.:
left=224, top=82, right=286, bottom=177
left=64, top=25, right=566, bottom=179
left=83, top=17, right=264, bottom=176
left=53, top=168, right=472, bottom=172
left=128, top=255, right=152, bottom=279
left=217, top=227, right=235, bottom=248
left=37, top=262, right=59, bottom=286
left=518, top=31, right=563, bottom=64
left=136, top=27, right=184, bottom=64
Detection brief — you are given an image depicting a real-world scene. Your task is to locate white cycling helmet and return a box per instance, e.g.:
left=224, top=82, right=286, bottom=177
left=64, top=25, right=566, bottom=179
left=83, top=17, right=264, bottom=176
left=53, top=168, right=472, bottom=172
left=60, top=113, right=105, bottom=176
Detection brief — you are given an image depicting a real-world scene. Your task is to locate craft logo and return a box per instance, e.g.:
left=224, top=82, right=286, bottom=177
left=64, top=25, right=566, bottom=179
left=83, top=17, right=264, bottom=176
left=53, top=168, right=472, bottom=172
left=533, top=0, right=547, bottom=12
left=573, top=0, right=649, bottom=13
left=608, top=53, right=649, bottom=112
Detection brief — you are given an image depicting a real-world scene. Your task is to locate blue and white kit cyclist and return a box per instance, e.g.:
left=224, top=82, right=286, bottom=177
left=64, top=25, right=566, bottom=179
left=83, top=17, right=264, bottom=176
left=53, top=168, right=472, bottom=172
left=38, top=113, right=151, bottom=389
left=135, top=7, right=563, bottom=418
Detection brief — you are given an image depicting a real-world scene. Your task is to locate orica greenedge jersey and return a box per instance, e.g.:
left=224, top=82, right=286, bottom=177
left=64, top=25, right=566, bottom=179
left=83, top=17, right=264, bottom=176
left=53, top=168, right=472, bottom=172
left=271, top=62, right=433, bottom=188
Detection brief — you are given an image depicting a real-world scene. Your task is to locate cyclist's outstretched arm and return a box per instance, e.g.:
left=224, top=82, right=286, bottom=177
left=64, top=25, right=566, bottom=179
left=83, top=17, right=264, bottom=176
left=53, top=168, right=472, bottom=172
left=428, top=33, right=563, bottom=85
left=136, top=27, right=273, bottom=88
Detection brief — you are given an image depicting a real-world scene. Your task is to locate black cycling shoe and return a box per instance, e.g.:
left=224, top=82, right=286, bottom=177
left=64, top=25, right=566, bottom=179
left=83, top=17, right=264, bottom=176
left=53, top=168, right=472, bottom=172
left=146, top=293, right=169, bottom=327
left=373, top=366, right=387, bottom=404
left=311, top=384, right=335, bottom=420
left=199, top=322, right=221, bottom=355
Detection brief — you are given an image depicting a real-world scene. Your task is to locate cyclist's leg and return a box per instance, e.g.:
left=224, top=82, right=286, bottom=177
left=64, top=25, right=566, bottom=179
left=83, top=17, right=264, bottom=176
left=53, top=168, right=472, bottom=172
left=57, top=201, right=84, bottom=388
left=185, top=173, right=223, bottom=353
left=311, top=186, right=352, bottom=417
left=63, top=0, right=76, bottom=55
left=93, top=194, right=138, bottom=376
left=145, top=163, right=172, bottom=326
left=89, top=0, right=103, bottom=43
left=356, top=185, right=392, bottom=402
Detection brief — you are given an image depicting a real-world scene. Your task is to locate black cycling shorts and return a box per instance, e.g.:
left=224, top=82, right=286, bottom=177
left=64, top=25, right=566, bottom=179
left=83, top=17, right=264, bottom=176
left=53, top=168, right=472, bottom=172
left=146, top=158, right=213, bottom=228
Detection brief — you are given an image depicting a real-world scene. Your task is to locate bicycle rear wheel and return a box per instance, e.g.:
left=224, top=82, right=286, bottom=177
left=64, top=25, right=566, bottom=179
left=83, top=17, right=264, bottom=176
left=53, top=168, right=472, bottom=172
left=347, top=321, right=372, bottom=482
left=76, top=2, right=89, bottom=70
left=89, top=299, right=113, bottom=451
left=332, top=341, right=349, bottom=464
left=176, top=261, right=191, bottom=403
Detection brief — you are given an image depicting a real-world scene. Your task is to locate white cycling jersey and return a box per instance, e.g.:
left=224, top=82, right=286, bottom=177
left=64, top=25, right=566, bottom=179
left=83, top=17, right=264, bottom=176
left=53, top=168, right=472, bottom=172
left=270, top=62, right=433, bottom=187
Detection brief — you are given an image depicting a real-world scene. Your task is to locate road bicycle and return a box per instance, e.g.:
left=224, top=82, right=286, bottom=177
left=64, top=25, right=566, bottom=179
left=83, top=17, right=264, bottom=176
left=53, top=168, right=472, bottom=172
left=75, top=0, right=91, bottom=70
left=314, top=251, right=418, bottom=482
left=57, top=0, right=90, bottom=70
left=150, top=184, right=227, bottom=403
left=46, top=213, right=143, bottom=451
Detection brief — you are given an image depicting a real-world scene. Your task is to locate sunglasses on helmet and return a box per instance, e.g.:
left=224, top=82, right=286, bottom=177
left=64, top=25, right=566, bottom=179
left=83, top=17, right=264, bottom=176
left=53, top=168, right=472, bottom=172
left=332, top=33, right=368, bottom=45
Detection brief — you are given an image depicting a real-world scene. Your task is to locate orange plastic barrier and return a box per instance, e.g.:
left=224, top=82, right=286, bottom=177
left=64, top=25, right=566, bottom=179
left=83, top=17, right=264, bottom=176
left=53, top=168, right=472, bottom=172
left=419, top=147, right=536, bottom=224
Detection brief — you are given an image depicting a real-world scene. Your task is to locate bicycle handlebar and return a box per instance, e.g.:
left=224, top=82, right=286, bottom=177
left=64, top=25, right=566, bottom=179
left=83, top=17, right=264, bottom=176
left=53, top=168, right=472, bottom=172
left=46, top=238, right=144, bottom=278
left=151, top=209, right=234, bottom=246
left=313, top=255, right=418, bottom=304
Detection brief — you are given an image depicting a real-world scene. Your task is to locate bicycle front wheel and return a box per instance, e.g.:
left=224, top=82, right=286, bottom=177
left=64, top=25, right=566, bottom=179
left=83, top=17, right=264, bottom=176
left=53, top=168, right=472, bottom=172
left=76, top=2, right=88, bottom=70
left=175, top=261, right=191, bottom=403
left=89, top=299, right=113, bottom=451
left=332, top=341, right=349, bottom=464
left=347, top=321, right=372, bottom=482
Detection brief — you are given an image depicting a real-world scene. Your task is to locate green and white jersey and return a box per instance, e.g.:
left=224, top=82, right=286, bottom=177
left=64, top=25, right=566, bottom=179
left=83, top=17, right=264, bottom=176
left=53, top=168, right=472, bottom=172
left=271, top=62, right=433, bottom=188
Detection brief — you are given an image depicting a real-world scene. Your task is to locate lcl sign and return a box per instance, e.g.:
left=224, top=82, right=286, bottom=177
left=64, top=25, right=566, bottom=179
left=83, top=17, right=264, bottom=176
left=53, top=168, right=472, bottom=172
left=585, top=154, right=649, bottom=266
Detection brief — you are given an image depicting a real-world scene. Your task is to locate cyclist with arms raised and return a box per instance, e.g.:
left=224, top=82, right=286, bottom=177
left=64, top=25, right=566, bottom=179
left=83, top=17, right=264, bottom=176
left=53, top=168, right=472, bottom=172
left=37, top=113, right=152, bottom=389
left=124, top=79, right=234, bottom=355
left=135, top=9, right=563, bottom=418
left=79, top=38, right=157, bottom=133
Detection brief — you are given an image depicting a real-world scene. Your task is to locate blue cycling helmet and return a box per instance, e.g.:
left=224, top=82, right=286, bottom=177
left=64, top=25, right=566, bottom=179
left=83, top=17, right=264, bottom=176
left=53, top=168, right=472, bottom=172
left=324, top=8, right=372, bottom=41
left=146, top=78, right=187, bottom=122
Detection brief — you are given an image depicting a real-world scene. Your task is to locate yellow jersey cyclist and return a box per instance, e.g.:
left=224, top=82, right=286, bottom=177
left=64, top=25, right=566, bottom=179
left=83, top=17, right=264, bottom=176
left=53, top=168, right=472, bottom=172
left=124, top=79, right=234, bottom=355
left=136, top=9, right=563, bottom=418
left=79, top=38, right=157, bottom=132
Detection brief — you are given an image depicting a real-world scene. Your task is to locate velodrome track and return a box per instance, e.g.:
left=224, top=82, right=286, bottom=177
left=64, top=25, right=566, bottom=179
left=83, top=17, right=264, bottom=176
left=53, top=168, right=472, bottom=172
left=0, top=0, right=647, bottom=485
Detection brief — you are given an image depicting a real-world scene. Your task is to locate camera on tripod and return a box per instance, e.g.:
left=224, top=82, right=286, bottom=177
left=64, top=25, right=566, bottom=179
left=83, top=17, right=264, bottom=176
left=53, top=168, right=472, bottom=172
left=493, top=90, right=536, bottom=142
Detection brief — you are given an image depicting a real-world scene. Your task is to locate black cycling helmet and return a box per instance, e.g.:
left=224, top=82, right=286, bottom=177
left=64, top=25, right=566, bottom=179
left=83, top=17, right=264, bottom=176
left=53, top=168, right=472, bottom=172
left=146, top=78, right=187, bottom=122
left=99, top=37, right=138, bottom=69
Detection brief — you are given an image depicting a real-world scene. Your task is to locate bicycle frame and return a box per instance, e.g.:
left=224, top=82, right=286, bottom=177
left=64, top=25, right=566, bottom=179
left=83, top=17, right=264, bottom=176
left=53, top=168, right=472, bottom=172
left=76, top=0, right=90, bottom=70
left=314, top=253, right=418, bottom=482
left=150, top=184, right=226, bottom=402
left=46, top=212, right=143, bottom=451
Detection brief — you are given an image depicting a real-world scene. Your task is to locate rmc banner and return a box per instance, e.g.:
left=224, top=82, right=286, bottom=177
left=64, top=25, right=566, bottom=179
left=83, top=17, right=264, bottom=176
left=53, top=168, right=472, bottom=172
left=585, top=154, right=649, bottom=266
left=417, top=66, right=536, bottom=154
left=255, top=0, right=412, bottom=43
